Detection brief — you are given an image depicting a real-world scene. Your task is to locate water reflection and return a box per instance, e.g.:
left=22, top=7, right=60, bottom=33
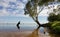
left=40, top=27, right=45, bottom=34
left=26, top=26, right=40, bottom=37
left=47, top=29, right=60, bottom=37
left=16, top=25, right=60, bottom=37
left=26, top=26, right=51, bottom=37
left=17, top=25, right=20, bottom=29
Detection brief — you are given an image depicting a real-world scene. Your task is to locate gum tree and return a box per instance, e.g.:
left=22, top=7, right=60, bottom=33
left=24, top=0, right=58, bottom=26
left=48, top=5, right=60, bottom=22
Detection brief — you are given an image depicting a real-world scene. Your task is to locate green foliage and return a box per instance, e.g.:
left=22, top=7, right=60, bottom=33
left=24, top=0, right=60, bottom=26
left=51, top=21, right=60, bottom=33
left=58, top=0, right=60, bottom=2
left=24, top=0, right=60, bottom=17
left=48, top=13, right=57, bottom=22
left=38, top=0, right=54, bottom=6
left=24, top=1, right=35, bottom=16
left=24, top=0, right=56, bottom=17
left=53, top=26, right=60, bottom=33
left=51, top=21, right=60, bottom=27
left=57, top=14, right=60, bottom=20
left=48, top=13, right=60, bottom=22
left=46, top=22, right=53, bottom=27
left=24, top=0, right=60, bottom=18
left=34, top=0, right=60, bottom=6
left=47, top=21, right=60, bottom=33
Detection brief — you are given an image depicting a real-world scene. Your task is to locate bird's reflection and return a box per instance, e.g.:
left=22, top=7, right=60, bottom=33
left=17, top=25, right=20, bottom=29
left=26, top=26, right=40, bottom=37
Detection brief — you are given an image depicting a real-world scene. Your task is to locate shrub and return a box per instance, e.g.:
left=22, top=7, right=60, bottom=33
left=53, top=26, right=60, bottom=33
left=51, top=21, right=60, bottom=27
left=51, top=21, right=60, bottom=33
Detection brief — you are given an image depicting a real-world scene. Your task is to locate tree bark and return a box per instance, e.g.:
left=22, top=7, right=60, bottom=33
left=35, top=20, right=41, bottom=26
left=31, top=17, right=41, bottom=26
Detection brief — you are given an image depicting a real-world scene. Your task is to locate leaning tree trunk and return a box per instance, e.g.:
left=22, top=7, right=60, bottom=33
left=32, top=16, right=41, bottom=26
left=35, top=20, right=41, bottom=26
left=34, top=1, right=41, bottom=26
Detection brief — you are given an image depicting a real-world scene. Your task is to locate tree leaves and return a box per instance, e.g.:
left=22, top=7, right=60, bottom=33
left=24, top=0, right=60, bottom=21
left=38, top=0, right=54, bottom=6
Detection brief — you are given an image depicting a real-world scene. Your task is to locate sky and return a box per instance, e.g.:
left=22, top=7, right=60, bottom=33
left=0, top=0, right=59, bottom=24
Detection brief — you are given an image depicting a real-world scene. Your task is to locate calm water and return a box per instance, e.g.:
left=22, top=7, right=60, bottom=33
left=0, top=23, right=38, bottom=32
left=0, top=23, right=60, bottom=37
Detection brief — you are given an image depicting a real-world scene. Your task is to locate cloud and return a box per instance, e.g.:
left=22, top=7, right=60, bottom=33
left=0, top=0, right=27, bottom=16
left=0, top=0, right=59, bottom=17
left=0, top=9, right=9, bottom=16
left=16, top=0, right=28, bottom=4
left=39, top=9, right=49, bottom=16
left=0, top=0, right=49, bottom=17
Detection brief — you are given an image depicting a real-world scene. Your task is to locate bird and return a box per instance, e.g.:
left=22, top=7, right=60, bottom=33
left=16, top=21, right=20, bottom=29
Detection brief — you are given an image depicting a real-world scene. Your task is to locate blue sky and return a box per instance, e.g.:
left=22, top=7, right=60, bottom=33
left=0, top=0, right=51, bottom=24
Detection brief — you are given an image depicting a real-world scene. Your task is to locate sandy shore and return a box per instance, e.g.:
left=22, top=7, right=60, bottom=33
left=0, top=30, right=34, bottom=37
left=0, top=26, right=57, bottom=37
left=0, top=31, right=31, bottom=37
left=0, top=30, right=51, bottom=37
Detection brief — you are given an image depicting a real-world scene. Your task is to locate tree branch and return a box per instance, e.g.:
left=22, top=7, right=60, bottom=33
left=31, top=16, right=36, bottom=21
left=37, top=6, right=44, bottom=15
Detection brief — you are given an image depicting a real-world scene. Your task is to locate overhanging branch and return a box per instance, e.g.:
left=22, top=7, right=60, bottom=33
left=37, top=6, right=44, bottom=15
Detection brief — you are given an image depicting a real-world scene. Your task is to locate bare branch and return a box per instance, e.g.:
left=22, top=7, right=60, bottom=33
left=37, top=6, right=44, bottom=15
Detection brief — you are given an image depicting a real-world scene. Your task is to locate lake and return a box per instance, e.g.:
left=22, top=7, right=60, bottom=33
left=0, top=23, right=60, bottom=37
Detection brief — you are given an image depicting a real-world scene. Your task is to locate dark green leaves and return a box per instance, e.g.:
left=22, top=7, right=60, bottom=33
left=48, top=13, right=60, bottom=22
left=38, top=0, right=54, bottom=6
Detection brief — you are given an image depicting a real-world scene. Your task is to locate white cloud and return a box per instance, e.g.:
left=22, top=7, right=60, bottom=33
left=0, top=0, right=27, bottom=16
left=0, top=0, right=60, bottom=17
left=16, top=2, right=25, bottom=9
left=39, top=9, right=49, bottom=16
left=40, top=21, right=49, bottom=24
left=12, top=14, right=29, bottom=17
left=3, top=0, right=16, bottom=2
left=0, top=9, right=9, bottom=16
